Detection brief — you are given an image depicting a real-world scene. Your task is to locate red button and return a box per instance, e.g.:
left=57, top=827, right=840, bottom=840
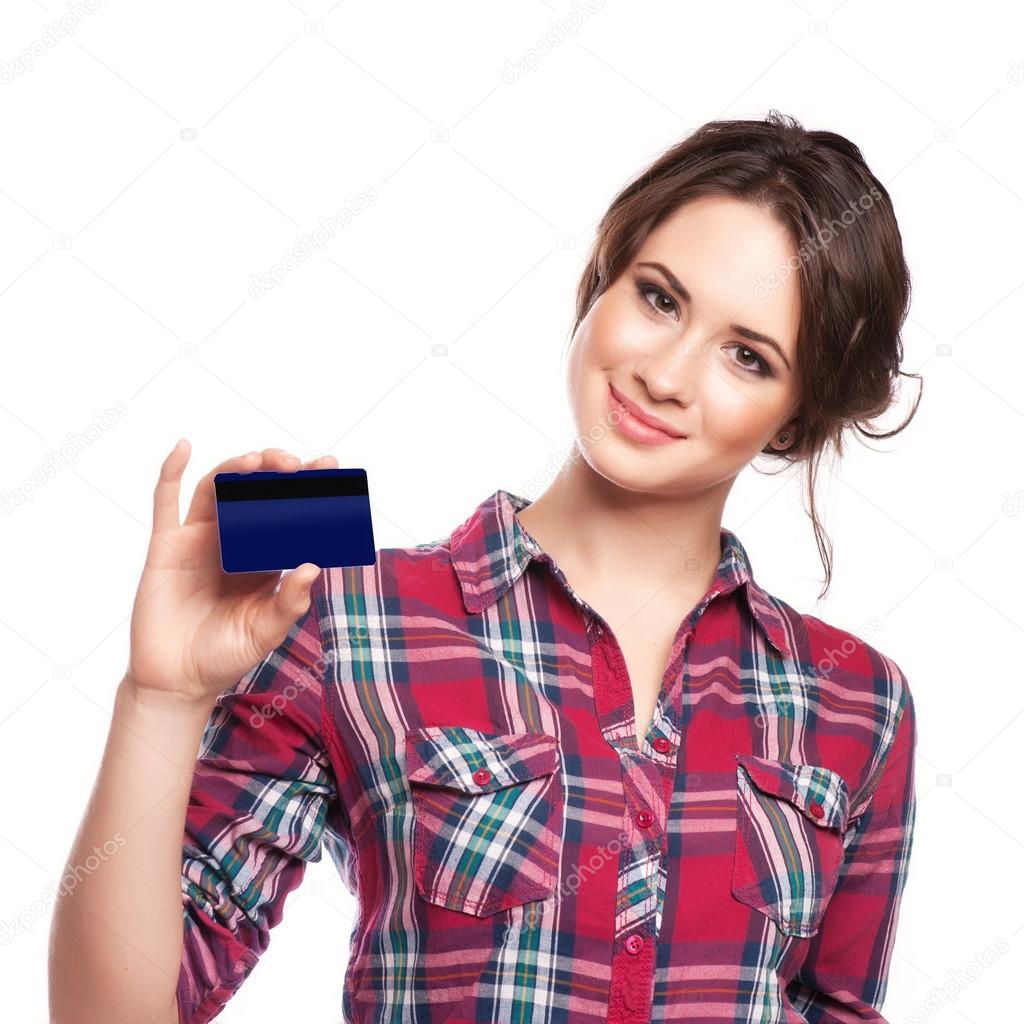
left=809, top=800, right=825, bottom=819
left=652, top=737, right=671, bottom=754
left=624, top=934, right=643, bottom=955
left=635, top=809, right=654, bottom=828
left=473, top=768, right=492, bottom=785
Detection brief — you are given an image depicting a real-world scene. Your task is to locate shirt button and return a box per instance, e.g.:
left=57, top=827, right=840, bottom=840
left=635, top=809, right=654, bottom=828
left=809, top=799, right=825, bottom=819
left=652, top=737, right=672, bottom=754
left=473, top=768, right=492, bottom=786
left=624, top=934, right=643, bottom=955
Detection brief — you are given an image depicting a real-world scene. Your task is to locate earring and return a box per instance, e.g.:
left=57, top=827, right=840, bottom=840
left=770, top=430, right=793, bottom=451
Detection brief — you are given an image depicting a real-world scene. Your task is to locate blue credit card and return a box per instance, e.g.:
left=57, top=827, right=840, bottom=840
left=213, top=467, right=376, bottom=573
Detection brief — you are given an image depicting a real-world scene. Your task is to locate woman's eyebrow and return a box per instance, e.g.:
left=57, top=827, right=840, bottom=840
left=636, top=260, right=792, bottom=371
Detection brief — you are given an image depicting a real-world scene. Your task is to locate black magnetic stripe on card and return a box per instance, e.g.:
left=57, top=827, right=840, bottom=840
left=215, top=472, right=368, bottom=502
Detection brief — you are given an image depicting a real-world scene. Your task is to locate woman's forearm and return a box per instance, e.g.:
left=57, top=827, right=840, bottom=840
left=48, top=674, right=217, bottom=1024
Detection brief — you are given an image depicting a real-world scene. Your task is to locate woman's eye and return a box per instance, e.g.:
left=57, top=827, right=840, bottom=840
left=726, top=343, right=772, bottom=378
left=637, top=283, right=678, bottom=318
left=637, top=281, right=773, bottom=378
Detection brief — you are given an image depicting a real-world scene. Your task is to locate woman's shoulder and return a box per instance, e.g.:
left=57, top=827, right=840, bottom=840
left=763, top=597, right=917, bottom=817
left=315, top=536, right=459, bottom=609
left=785, top=599, right=914, bottom=722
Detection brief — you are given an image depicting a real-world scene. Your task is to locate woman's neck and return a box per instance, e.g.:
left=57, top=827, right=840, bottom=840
left=513, top=452, right=732, bottom=608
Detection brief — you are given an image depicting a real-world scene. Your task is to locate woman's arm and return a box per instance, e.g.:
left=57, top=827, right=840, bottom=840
left=48, top=677, right=219, bottom=1024
left=176, top=599, right=339, bottom=1024
left=47, top=439, right=334, bottom=1024
left=785, top=679, right=917, bottom=1022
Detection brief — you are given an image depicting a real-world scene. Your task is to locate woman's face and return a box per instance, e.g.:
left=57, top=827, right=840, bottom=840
left=567, top=194, right=803, bottom=498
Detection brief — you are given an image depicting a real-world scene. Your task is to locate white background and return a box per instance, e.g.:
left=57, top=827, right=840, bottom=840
left=1, top=1, right=1020, bottom=1021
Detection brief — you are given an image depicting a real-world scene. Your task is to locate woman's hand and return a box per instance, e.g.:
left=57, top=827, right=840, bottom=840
left=125, top=441, right=338, bottom=709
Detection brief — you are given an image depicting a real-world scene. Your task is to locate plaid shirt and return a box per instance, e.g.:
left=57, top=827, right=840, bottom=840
left=178, top=488, right=916, bottom=1024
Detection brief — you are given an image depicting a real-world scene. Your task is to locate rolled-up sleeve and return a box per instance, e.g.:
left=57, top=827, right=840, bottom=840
left=786, top=677, right=917, bottom=1022
left=176, top=589, right=338, bottom=1024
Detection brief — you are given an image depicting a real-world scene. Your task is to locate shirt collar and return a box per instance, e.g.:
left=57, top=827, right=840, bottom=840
left=450, top=488, right=792, bottom=658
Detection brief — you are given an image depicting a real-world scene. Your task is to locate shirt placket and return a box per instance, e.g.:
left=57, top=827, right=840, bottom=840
left=516, top=518, right=736, bottom=1021
left=589, top=584, right=735, bottom=1023
left=590, top=620, right=671, bottom=1023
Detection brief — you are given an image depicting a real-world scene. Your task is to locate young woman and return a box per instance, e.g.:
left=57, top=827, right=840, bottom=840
left=50, top=111, right=921, bottom=1024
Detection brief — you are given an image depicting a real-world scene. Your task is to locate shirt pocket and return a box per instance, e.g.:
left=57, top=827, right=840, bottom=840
left=731, top=752, right=851, bottom=938
left=404, top=724, right=564, bottom=917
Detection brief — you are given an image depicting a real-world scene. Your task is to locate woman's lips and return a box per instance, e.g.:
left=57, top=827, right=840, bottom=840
left=608, top=383, right=687, bottom=445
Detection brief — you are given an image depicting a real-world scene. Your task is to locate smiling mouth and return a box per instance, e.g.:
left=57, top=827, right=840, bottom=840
left=608, top=383, right=687, bottom=442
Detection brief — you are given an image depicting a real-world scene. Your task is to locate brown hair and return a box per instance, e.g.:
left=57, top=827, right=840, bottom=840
left=570, top=110, right=922, bottom=600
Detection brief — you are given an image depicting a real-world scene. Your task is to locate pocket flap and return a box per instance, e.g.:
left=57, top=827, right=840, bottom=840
left=406, top=725, right=559, bottom=793
left=735, top=752, right=850, bottom=831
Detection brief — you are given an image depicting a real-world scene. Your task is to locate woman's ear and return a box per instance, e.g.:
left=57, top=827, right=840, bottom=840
left=767, top=419, right=799, bottom=452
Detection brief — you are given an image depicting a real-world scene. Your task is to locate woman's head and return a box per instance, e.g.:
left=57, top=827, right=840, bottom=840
left=565, top=110, right=921, bottom=598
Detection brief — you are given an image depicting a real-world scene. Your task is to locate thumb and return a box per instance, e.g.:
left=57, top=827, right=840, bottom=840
left=262, top=563, right=321, bottom=633
left=250, top=564, right=321, bottom=657
left=280, top=563, right=321, bottom=613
